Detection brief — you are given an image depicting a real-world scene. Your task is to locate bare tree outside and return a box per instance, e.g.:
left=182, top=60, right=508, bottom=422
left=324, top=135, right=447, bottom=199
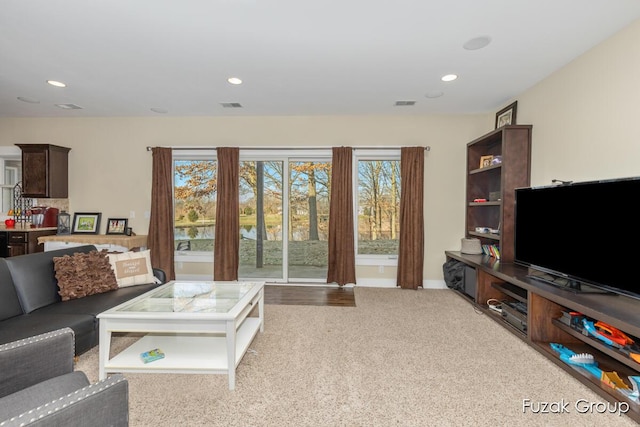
left=358, top=160, right=400, bottom=255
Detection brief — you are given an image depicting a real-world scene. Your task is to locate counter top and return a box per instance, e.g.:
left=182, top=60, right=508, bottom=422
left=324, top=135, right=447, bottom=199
left=0, top=225, right=58, bottom=232
left=38, top=234, right=147, bottom=250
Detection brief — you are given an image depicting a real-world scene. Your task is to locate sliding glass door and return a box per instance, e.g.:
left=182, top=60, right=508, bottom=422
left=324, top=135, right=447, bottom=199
left=288, top=160, right=330, bottom=280
left=238, top=151, right=331, bottom=282
left=238, top=160, right=285, bottom=280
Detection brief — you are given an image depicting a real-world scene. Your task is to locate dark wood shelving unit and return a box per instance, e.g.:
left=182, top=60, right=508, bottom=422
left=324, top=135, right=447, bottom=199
left=465, top=125, right=532, bottom=263
left=450, top=123, right=640, bottom=422
left=445, top=250, right=640, bottom=423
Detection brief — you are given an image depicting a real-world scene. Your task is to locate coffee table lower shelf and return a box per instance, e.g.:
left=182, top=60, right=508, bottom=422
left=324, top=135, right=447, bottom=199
left=103, top=317, right=261, bottom=380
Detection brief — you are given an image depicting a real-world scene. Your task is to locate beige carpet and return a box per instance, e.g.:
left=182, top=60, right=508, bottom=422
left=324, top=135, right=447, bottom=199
left=76, top=288, right=637, bottom=426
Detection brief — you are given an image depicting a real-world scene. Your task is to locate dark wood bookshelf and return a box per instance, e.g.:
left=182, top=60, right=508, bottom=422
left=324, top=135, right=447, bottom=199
left=465, top=125, right=532, bottom=263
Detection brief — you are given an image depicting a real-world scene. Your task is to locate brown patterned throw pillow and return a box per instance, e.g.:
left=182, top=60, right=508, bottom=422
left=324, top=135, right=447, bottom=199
left=54, top=250, right=119, bottom=301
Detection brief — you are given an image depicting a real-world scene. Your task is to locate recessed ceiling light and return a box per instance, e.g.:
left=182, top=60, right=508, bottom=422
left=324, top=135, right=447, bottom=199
left=425, top=91, right=444, bottom=99
left=17, top=96, right=40, bottom=104
left=227, top=77, right=242, bottom=85
left=441, top=74, right=458, bottom=82
left=463, top=36, right=492, bottom=51
left=150, top=108, right=168, bottom=114
left=47, top=80, right=67, bottom=88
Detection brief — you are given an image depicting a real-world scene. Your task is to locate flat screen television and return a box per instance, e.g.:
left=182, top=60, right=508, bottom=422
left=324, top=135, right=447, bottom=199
left=514, top=176, right=640, bottom=300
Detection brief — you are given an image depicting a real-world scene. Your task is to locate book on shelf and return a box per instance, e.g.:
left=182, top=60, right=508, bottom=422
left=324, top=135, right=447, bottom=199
left=482, top=244, right=501, bottom=259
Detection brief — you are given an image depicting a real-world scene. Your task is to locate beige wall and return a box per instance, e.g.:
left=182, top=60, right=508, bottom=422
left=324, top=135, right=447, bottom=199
left=0, top=114, right=486, bottom=284
left=517, top=18, right=640, bottom=185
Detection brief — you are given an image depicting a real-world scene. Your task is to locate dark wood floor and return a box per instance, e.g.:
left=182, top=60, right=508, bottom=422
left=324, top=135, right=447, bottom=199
left=264, top=285, right=356, bottom=307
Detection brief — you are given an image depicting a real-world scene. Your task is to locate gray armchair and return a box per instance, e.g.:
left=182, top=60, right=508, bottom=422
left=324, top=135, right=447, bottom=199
left=0, top=328, right=128, bottom=426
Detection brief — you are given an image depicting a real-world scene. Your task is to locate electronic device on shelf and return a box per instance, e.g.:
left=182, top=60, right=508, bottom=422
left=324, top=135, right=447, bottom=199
left=514, top=176, right=640, bottom=300
left=502, top=301, right=527, bottom=332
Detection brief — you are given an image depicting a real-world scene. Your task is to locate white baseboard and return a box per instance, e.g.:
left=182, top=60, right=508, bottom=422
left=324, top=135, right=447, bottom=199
left=423, top=280, right=448, bottom=289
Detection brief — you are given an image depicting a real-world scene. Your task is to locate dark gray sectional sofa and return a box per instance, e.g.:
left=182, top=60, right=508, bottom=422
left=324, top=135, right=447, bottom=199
left=0, top=245, right=164, bottom=355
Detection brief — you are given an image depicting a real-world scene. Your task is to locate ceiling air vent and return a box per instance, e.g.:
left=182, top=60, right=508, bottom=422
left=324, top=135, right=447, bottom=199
left=220, top=102, right=243, bottom=108
left=55, top=103, right=83, bottom=110
left=394, top=100, right=416, bottom=106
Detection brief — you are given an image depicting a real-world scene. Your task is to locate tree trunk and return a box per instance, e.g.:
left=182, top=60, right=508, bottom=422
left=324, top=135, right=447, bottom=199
left=256, top=162, right=264, bottom=268
left=308, top=168, right=319, bottom=240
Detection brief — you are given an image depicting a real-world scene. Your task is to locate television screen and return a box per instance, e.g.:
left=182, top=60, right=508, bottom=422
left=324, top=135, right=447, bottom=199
left=515, top=177, right=640, bottom=299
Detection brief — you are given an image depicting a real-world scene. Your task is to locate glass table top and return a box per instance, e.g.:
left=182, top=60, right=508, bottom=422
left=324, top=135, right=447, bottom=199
left=115, top=281, right=262, bottom=314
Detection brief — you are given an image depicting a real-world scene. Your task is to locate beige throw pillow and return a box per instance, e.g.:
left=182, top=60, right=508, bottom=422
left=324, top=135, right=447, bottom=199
left=107, top=250, right=160, bottom=287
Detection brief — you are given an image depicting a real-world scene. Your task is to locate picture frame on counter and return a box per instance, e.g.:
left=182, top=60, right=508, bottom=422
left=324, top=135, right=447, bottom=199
left=106, top=218, right=128, bottom=235
left=72, top=212, right=101, bottom=234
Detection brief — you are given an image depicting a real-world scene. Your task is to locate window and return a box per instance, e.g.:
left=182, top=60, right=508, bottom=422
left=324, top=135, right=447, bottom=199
left=173, top=153, right=217, bottom=255
left=172, top=148, right=402, bottom=272
left=355, top=150, right=401, bottom=259
left=0, top=157, right=21, bottom=215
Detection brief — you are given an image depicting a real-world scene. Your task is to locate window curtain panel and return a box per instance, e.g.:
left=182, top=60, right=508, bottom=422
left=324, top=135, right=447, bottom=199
left=396, top=147, right=424, bottom=289
left=214, top=147, right=240, bottom=281
left=327, top=147, right=356, bottom=286
left=148, top=147, right=176, bottom=281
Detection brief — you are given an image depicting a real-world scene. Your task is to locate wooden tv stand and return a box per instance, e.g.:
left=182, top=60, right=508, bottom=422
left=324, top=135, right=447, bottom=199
left=445, top=250, right=640, bottom=423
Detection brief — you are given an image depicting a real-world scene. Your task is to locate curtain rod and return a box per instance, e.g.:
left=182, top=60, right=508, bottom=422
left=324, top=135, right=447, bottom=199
left=147, top=145, right=431, bottom=151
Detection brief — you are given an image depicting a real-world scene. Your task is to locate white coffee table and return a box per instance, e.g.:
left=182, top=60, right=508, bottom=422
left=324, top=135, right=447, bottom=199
left=97, top=281, right=264, bottom=390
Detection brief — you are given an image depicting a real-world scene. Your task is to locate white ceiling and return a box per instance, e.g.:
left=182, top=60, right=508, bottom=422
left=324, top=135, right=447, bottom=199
left=1, top=0, right=640, bottom=118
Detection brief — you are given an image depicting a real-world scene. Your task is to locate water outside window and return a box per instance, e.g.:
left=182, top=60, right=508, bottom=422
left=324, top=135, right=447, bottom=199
left=174, top=160, right=216, bottom=252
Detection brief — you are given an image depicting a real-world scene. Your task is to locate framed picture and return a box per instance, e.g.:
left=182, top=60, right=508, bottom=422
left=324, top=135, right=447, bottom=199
left=495, top=101, right=518, bottom=129
left=106, top=218, right=128, bottom=235
left=72, top=213, right=101, bottom=234
left=479, top=155, right=494, bottom=169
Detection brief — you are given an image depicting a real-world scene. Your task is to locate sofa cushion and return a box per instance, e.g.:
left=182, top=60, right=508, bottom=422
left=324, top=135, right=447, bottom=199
left=5, top=245, right=97, bottom=314
left=0, top=259, right=22, bottom=322
left=107, top=250, right=160, bottom=287
left=54, top=250, right=118, bottom=301
left=0, top=371, right=89, bottom=422
left=36, top=282, right=162, bottom=317
left=0, top=313, right=95, bottom=348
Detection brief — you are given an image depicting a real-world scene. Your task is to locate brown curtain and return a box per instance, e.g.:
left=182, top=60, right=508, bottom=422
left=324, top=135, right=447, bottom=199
left=148, top=147, right=175, bottom=281
left=397, top=147, right=424, bottom=289
left=327, top=147, right=356, bottom=285
left=214, top=147, right=240, bottom=281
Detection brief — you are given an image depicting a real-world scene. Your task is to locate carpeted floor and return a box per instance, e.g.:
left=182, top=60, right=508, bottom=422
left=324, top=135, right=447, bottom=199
left=76, top=288, right=637, bottom=426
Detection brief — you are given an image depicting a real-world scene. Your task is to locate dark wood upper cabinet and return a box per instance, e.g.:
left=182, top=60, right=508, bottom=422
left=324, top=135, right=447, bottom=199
left=16, top=144, right=71, bottom=198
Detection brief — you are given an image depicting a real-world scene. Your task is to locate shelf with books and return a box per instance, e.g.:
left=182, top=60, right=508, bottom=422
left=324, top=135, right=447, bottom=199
left=465, top=125, right=531, bottom=263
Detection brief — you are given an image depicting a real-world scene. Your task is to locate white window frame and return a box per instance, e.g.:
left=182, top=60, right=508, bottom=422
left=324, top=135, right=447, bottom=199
left=353, top=149, right=401, bottom=266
